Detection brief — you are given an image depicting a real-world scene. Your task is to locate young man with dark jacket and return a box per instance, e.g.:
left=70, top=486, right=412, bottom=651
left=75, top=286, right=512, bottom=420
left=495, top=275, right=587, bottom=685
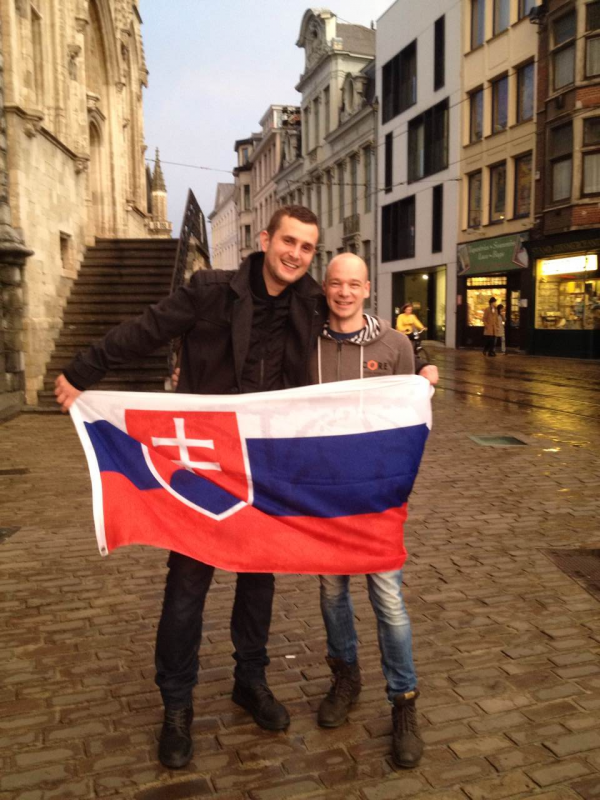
left=55, top=206, right=326, bottom=769
left=310, top=252, right=437, bottom=770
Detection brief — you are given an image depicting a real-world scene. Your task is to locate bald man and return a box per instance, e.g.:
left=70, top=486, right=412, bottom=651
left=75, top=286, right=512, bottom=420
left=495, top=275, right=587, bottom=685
left=310, top=253, right=437, bottom=769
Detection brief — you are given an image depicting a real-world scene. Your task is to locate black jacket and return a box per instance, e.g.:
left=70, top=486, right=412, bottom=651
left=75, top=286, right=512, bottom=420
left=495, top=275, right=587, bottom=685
left=64, top=252, right=327, bottom=395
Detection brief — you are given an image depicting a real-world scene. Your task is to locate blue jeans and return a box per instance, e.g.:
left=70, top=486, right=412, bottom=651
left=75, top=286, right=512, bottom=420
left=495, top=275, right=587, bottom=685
left=319, top=570, right=417, bottom=700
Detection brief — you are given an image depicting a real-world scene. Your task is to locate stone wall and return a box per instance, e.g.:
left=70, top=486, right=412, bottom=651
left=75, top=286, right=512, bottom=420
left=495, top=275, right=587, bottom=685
left=0, top=0, right=169, bottom=405
left=0, top=12, right=30, bottom=420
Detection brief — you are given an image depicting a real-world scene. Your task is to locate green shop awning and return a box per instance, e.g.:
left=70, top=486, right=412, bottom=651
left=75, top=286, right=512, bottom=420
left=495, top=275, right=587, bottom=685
left=458, top=233, right=529, bottom=277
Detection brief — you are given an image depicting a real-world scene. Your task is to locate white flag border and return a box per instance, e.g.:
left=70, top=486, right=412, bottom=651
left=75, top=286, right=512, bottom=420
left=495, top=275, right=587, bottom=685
left=69, top=401, right=108, bottom=556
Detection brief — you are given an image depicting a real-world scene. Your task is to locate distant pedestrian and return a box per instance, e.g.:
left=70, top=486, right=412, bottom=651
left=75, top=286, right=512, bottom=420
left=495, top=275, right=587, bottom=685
left=482, top=297, right=498, bottom=357
left=496, top=303, right=506, bottom=354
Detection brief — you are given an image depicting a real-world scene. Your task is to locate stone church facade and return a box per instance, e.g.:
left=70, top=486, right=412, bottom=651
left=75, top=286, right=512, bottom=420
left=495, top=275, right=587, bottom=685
left=0, top=0, right=168, bottom=412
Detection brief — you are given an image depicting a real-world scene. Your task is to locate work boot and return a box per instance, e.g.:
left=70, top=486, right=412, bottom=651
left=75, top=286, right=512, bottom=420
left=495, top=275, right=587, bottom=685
left=391, top=689, right=423, bottom=768
left=317, top=657, right=361, bottom=728
left=158, top=705, right=194, bottom=769
left=232, top=680, right=290, bottom=730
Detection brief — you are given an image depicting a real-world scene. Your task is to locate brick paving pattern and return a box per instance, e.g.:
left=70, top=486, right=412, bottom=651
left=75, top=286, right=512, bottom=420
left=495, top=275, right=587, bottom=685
left=1, top=350, right=600, bottom=799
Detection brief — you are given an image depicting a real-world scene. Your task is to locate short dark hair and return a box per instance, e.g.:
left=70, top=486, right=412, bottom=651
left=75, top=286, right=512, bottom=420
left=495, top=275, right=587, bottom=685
left=266, top=205, right=319, bottom=237
left=401, top=303, right=413, bottom=312
left=489, top=296, right=497, bottom=304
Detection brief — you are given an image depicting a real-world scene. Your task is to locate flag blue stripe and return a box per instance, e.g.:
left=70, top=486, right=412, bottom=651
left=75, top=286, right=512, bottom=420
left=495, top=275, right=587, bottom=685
left=246, top=424, right=429, bottom=518
left=85, top=421, right=161, bottom=490
left=85, top=420, right=429, bottom=519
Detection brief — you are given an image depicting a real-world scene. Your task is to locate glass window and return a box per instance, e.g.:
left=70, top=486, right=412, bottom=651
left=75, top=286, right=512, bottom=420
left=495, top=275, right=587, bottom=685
left=323, top=87, right=330, bottom=135
left=554, top=45, right=576, bottom=89
left=313, top=97, right=320, bottom=145
left=536, top=262, right=600, bottom=330
left=553, top=13, right=576, bottom=90
left=554, top=12, right=576, bottom=45
left=338, top=162, right=345, bottom=222
left=434, top=16, right=445, bottom=90
left=517, top=62, right=534, bottom=122
left=490, top=162, right=507, bottom=222
left=582, top=119, right=600, bottom=195
left=381, top=196, right=415, bottom=261
left=470, top=89, right=484, bottom=142
left=471, top=0, right=485, bottom=49
left=584, top=117, right=600, bottom=145
left=492, top=76, right=508, bottom=133
left=494, top=0, right=510, bottom=34
left=588, top=1, right=600, bottom=30
left=552, top=159, right=572, bottom=202
left=399, top=41, right=417, bottom=113
left=350, top=155, right=358, bottom=216
left=583, top=153, right=600, bottom=194
left=514, top=152, right=533, bottom=217
left=363, top=147, right=372, bottom=213
left=519, top=0, right=536, bottom=20
left=407, top=98, right=448, bottom=182
left=586, top=36, right=600, bottom=77
left=468, top=171, right=482, bottom=227
left=382, top=40, right=417, bottom=124
left=432, top=184, right=443, bottom=253
left=466, top=280, right=507, bottom=326
left=327, top=171, right=333, bottom=227
left=385, top=133, right=393, bottom=192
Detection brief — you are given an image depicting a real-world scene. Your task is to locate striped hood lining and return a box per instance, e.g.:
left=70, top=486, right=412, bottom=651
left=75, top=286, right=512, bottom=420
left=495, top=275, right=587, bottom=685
left=322, top=314, right=381, bottom=345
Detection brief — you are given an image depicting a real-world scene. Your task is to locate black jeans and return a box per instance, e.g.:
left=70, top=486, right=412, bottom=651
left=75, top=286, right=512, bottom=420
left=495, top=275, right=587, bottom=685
left=483, top=335, right=496, bottom=355
left=155, top=551, right=275, bottom=707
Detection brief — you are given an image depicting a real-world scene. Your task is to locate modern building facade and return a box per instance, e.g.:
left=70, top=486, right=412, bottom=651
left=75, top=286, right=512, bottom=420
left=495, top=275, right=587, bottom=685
left=377, top=0, right=462, bottom=345
left=276, top=9, right=377, bottom=292
left=457, top=0, right=537, bottom=351
left=0, top=0, right=168, bottom=404
left=529, top=0, right=600, bottom=358
left=209, top=183, right=239, bottom=270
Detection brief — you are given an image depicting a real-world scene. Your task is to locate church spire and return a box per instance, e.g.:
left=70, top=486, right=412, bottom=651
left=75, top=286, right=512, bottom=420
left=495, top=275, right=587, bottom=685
left=152, top=148, right=166, bottom=192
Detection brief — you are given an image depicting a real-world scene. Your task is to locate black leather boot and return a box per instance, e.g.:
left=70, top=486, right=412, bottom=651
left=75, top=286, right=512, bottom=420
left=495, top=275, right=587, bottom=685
left=317, top=657, right=361, bottom=728
left=392, top=689, right=423, bottom=768
left=232, top=681, right=290, bottom=730
left=158, top=705, right=194, bottom=769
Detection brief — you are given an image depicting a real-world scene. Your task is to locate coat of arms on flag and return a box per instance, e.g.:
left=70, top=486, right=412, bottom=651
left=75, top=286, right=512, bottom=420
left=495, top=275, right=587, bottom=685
left=70, top=375, right=432, bottom=575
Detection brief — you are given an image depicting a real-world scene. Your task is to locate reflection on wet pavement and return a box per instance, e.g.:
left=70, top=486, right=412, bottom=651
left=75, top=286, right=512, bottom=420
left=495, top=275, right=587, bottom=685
left=431, top=348, right=600, bottom=424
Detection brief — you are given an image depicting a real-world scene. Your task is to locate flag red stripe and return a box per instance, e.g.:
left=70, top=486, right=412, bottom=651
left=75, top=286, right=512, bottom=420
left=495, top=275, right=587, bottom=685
left=102, top=472, right=407, bottom=575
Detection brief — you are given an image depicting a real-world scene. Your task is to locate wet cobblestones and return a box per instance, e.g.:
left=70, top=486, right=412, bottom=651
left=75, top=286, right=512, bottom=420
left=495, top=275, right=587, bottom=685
left=1, top=351, right=600, bottom=799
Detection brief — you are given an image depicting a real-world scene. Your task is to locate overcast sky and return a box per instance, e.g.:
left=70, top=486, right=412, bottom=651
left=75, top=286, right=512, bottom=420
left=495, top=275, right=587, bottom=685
left=141, top=1, right=392, bottom=241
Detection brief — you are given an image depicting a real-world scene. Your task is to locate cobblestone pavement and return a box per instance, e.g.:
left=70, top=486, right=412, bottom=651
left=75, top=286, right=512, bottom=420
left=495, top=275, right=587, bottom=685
left=1, top=350, right=600, bottom=800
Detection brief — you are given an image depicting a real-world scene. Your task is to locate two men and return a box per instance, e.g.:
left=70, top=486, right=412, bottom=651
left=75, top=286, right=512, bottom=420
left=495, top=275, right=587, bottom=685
left=55, top=207, right=436, bottom=770
left=310, top=253, right=435, bottom=769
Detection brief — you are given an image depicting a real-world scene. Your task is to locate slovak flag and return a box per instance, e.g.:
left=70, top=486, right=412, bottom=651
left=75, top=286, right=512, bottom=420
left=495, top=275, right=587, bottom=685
left=70, top=375, right=432, bottom=574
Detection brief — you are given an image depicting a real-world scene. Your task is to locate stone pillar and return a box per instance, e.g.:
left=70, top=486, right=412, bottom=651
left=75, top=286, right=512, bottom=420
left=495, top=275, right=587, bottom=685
left=0, top=15, right=33, bottom=420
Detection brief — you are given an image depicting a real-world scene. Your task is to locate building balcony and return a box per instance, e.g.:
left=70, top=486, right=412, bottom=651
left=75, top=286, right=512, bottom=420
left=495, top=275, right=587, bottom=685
left=343, top=213, right=360, bottom=238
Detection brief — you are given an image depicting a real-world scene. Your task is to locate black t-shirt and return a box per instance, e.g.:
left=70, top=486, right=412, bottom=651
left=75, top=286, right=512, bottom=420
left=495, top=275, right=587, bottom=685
left=240, top=263, right=291, bottom=393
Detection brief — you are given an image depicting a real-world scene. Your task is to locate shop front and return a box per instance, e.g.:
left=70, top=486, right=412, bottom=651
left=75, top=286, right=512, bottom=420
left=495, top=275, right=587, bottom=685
left=391, top=266, right=447, bottom=342
left=530, top=234, right=600, bottom=358
left=457, top=233, right=530, bottom=351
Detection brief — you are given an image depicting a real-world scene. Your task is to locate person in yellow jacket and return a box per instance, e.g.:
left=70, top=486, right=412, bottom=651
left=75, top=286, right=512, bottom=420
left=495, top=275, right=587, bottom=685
left=395, top=303, right=425, bottom=339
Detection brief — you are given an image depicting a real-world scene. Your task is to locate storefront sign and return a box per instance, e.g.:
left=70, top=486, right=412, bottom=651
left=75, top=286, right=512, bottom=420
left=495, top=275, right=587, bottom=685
left=540, top=255, right=598, bottom=276
left=458, top=234, right=529, bottom=276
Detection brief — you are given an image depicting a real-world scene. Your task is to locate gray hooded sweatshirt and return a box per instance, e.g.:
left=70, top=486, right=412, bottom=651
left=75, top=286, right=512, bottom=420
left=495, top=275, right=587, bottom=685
left=310, top=314, right=421, bottom=384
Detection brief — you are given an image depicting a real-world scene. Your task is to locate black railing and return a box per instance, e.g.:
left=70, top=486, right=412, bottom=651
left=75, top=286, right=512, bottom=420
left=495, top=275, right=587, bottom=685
left=168, top=190, right=210, bottom=373
left=170, top=189, right=210, bottom=293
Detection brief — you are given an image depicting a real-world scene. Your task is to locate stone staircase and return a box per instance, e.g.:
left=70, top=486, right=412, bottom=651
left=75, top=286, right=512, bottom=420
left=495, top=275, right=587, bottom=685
left=37, top=238, right=178, bottom=409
